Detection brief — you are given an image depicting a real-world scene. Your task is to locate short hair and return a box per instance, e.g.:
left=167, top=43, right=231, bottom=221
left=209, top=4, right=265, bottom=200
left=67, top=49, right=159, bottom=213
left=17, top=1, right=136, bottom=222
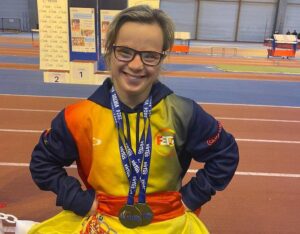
left=104, top=5, right=175, bottom=66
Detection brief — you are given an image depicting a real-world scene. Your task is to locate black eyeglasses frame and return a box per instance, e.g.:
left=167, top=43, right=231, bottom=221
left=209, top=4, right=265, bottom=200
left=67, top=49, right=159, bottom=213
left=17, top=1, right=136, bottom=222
left=112, top=45, right=166, bottom=66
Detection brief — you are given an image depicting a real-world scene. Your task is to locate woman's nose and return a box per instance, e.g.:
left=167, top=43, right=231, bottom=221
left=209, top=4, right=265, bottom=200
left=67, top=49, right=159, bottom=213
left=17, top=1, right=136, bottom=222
left=127, top=54, right=144, bottom=70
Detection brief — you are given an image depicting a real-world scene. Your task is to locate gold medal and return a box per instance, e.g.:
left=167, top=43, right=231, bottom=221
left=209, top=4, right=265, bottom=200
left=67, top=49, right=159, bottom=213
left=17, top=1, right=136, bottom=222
left=135, top=203, right=153, bottom=226
left=118, top=204, right=142, bottom=228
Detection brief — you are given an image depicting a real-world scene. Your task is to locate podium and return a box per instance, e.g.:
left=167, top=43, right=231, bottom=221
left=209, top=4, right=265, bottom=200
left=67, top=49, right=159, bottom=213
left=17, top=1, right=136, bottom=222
left=264, top=34, right=299, bottom=59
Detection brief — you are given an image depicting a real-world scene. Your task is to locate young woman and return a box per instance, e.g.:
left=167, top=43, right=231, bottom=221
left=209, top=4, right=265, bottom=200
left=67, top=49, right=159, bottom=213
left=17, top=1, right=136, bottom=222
left=29, top=5, right=239, bottom=233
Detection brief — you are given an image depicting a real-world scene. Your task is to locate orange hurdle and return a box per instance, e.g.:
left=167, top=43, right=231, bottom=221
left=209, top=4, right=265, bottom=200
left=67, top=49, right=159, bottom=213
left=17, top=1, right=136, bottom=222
left=171, top=32, right=191, bottom=54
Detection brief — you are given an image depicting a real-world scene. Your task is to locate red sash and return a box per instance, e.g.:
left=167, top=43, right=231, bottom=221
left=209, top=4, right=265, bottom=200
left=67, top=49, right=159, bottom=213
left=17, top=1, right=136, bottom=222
left=96, top=191, right=200, bottom=223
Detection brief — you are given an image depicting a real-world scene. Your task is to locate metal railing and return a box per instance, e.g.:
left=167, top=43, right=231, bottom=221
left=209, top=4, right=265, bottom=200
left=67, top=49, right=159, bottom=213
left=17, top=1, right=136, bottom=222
left=210, top=47, right=238, bottom=57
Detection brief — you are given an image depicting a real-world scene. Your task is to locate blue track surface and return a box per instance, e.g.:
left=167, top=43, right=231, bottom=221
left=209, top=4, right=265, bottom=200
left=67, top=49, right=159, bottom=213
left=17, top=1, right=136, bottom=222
left=0, top=43, right=34, bottom=48
left=163, top=64, right=219, bottom=72
left=161, top=77, right=300, bottom=106
left=0, top=69, right=299, bottom=107
left=0, top=70, right=97, bottom=98
left=0, top=56, right=39, bottom=64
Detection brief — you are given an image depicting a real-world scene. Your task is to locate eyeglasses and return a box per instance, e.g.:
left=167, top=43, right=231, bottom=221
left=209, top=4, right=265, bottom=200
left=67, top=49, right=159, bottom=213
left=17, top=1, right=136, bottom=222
left=113, top=45, right=166, bottom=66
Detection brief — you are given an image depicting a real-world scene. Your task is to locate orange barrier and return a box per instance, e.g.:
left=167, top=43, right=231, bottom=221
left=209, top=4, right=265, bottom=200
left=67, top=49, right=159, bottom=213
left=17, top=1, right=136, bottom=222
left=171, top=44, right=189, bottom=53
left=171, top=32, right=191, bottom=54
left=267, top=49, right=296, bottom=58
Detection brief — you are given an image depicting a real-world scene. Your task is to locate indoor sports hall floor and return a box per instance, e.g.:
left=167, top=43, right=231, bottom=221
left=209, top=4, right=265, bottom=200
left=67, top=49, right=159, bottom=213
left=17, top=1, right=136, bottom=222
left=0, top=33, right=300, bottom=234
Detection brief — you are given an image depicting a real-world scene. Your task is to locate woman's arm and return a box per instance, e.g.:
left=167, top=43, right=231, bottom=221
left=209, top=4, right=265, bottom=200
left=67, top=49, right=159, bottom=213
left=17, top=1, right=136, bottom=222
left=29, top=110, right=95, bottom=216
left=180, top=102, right=239, bottom=211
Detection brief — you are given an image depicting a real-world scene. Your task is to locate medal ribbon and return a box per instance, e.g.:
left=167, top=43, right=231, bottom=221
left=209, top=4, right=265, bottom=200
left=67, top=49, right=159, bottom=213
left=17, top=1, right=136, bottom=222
left=110, top=87, right=152, bottom=205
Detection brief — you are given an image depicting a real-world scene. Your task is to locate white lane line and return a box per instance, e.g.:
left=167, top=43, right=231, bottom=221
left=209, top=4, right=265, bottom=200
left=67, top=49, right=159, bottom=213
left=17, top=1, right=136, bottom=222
left=0, top=129, right=43, bottom=133
left=0, top=162, right=29, bottom=167
left=235, top=171, right=300, bottom=178
left=1, top=108, right=300, bottom=123
left=0, top=129, right=299, bottom=144
left=198, top=102, right=300, bottom=109
left=236, top=138, right=300, bottom=144
left=216, top=117, right=300, bottom=123
left=1, top=162, right=299, bottom=178
left=0, top=162, right=77, bottom=168
left=187, top=169, right=300, bottom=178
left=0, top=108, right=58, bottom=113
left=0, top=93, right=84, bottom=100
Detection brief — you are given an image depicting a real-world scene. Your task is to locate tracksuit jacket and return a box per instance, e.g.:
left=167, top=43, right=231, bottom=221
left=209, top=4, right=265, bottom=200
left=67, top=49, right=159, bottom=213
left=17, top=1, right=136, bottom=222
left=30, top=78, right=239, bottom=217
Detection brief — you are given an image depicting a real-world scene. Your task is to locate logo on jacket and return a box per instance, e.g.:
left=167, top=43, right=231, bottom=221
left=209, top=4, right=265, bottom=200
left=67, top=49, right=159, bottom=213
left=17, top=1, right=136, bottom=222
left=93, top=137, right=102, bottom=146
left=154, top=128, right=176, bottom=157
left=155, top=128, right=175, bottom=147
left=207, top=121, right=222, bottom=146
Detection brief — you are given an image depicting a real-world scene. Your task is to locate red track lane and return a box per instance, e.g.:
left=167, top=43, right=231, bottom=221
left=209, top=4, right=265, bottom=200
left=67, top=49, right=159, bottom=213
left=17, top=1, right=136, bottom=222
left=0, top=95, right=300, bottom=234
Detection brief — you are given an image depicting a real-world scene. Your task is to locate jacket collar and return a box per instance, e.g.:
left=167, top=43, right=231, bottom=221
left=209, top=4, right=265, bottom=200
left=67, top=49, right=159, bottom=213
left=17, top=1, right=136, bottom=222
left=88, top=78, right=173, bottom=112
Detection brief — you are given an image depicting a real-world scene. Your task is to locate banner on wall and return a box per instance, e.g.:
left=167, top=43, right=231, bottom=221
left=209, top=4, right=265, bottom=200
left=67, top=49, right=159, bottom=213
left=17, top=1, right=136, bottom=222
left=127, top=0, right=160, bottom=8
left=37, top=0, right=69, bottom=70
left=100, top=10, right=120, bottom=54
left=70, top=7, right=96, bottom=53
left=97, top=0, right=127, bottom=71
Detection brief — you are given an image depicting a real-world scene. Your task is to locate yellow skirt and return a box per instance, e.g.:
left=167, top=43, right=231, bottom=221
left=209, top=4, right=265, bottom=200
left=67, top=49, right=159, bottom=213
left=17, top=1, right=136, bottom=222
left=28, top=210, right=209, bottom=234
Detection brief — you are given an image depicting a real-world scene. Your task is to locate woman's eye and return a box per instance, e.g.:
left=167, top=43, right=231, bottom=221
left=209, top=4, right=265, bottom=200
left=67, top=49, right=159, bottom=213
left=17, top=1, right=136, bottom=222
left=143, top=53, right=159, bottom=61
left=119, top=49, right=133, bottom=57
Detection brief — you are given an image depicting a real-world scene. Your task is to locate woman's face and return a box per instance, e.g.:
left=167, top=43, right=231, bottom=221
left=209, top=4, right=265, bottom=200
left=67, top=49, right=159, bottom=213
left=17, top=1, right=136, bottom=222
left=110, top=21, right=164, bottom=104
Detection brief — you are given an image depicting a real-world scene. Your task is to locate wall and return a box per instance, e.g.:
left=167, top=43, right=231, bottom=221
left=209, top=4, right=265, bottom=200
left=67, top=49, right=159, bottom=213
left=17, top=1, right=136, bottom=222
left=2, top=0, right=300, bottom=41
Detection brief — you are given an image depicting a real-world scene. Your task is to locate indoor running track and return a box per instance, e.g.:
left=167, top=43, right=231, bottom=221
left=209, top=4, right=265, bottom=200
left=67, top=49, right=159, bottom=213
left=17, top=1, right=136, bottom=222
left=0, top=91, right=299, bottom=234
left=1, top=36, right=300, bottom=233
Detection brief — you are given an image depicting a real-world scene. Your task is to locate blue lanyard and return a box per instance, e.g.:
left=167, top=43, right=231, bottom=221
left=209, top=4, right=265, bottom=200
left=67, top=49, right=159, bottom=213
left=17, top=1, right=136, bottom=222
left=110, top=87, right=152, bottom=205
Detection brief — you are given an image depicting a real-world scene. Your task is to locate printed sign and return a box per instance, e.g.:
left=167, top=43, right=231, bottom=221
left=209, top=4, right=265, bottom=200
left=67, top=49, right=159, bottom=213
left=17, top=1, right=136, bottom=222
left=37, top=0, right=69, bottom=70
left=70, top=7, right=96, bottom=53
left=100, top=10, right=120, bottom=54
left=44, top=71, right=69, bottom=83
